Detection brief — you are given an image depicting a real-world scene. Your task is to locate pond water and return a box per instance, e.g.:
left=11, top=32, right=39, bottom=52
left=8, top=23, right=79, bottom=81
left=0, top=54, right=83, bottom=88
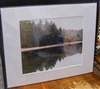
left=36, top=53, right=82, bottom=73
left=22, top=43, right=82, bottom=74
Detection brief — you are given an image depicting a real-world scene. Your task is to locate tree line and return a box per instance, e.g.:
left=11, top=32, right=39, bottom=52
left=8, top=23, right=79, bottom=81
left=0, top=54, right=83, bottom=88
left=20, top=20, right=83, bottom=48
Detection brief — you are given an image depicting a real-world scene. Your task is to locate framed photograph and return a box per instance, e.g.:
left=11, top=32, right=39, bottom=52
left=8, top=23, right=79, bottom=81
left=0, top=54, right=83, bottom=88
left=0, top=1, right=98, bottom=88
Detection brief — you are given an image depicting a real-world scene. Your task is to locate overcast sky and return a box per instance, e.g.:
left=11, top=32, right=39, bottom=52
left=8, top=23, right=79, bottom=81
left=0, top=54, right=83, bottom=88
left=33, top=16, right=83, bottom=30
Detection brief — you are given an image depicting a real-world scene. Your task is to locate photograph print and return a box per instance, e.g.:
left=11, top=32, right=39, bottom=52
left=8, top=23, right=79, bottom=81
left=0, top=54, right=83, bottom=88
left=20, top=17, right=83, bottom=74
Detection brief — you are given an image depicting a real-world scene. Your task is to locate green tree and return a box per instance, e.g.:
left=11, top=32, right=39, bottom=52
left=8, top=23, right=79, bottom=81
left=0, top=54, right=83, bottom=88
left=43, top=20, right=51, bottom=34
left=20, top=21, right=35, bottom=48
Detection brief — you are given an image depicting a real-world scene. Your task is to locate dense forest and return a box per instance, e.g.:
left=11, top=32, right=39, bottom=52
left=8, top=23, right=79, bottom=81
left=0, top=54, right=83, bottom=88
left=20, top=20, right=83, bottom=74
left=20, top=20, right=83, bottom=48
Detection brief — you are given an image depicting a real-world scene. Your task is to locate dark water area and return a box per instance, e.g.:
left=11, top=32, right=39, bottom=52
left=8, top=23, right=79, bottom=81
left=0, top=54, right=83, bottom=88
left=22, top=43, right=82, bottom=74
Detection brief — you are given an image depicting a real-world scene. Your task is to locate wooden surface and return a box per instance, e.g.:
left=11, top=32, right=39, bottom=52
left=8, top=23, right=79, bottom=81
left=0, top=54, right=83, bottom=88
left=10, top=73, right=100, bottom=89
left=97, top=38, right=100, bottom=45
left=95, top=54, right=100, bottom=63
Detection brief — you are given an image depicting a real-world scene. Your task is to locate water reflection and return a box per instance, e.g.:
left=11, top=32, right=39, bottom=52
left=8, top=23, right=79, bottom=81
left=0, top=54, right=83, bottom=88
left=22, top=43, right=82, bottom=74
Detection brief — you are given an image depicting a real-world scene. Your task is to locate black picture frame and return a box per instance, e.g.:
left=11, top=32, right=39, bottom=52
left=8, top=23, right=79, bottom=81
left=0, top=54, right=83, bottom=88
left=0, top=0, right=99, bottom=7
left=0, top=0, right=99, bottom=89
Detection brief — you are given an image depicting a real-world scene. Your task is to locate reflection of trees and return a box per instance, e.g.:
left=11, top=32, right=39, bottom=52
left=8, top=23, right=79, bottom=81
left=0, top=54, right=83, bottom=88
left=22, top=43, right=82, bottom=74
left=22, top=49, right=66, bottom=73
left=64, top=43, right=82, bottom=56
